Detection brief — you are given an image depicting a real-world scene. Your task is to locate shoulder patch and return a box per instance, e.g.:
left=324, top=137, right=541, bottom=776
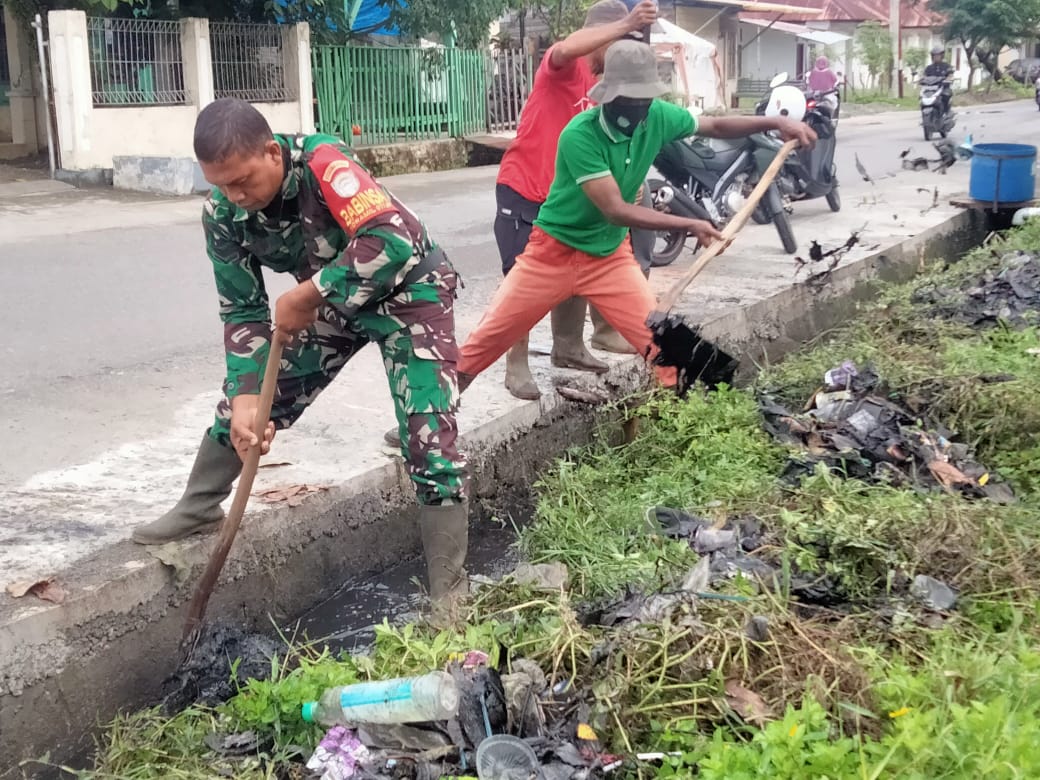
left=309, top=145, right=396, bottom=236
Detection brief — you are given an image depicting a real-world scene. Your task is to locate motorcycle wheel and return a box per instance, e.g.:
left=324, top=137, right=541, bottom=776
left=651, top=230, right=687, bottom=267
left=773, top=209, right=797, bottom=254
left=922, top=124, right=932, bottom=141
left=825, top=186, right=841, bottom=212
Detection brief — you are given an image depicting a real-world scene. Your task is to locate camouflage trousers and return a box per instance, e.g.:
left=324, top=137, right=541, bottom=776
left=208, top=268, right=466, bottom=506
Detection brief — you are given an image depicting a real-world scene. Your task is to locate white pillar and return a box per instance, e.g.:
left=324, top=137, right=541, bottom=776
left=47, top=10, right=94, bottom=170
left=283, top=22, right=314, bottom=134
left=180, top=17, right=214, bottom=110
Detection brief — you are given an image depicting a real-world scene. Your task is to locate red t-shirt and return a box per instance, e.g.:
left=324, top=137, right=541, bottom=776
left=497, top=45, right=597, bottom=204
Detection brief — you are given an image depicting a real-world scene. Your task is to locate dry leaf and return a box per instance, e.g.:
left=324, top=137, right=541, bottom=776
left=252, top=483, right=330, bottom=505
left=556, top=386, right=608, bottom=405
left=928, top=460, right=971, bottom=488
left=724, top=679, right=771, bottom=726
left=6, top=578, right=67, bottom=604
left=576, top=723, right=598, bottom=741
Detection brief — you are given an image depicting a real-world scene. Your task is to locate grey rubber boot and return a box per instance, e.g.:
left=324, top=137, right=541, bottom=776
left=131, top=434, right=242, bottom=545
left=590, top=305, right=637, bottom=354
left=551, top=297, right=609, bottom=372
left=505, top=335, right=541, bottom=400
left=419, top=500, right=470, bottom=620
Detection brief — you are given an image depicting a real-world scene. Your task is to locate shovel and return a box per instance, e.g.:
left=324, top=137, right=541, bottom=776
left=181, top=331, right=286, bottom=654
left=647, top=139, right=798, bottom=393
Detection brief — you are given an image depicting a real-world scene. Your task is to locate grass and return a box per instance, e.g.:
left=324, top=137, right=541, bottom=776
left=70, top=221, right=1040, bottom=778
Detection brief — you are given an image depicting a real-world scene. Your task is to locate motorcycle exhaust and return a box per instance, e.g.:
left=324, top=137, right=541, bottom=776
left=653, top=184, right=701, bottom=219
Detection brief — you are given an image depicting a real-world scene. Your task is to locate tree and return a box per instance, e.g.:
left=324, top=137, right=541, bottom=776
left=534, top=0, right=594, bottom=42
left=931, top=0, right=1040, bottom=86
left=903, top=46, right=927, bottom=80
left=383, top=0, right=511, bottom=48
left=855, top=20, right=892, bottom=90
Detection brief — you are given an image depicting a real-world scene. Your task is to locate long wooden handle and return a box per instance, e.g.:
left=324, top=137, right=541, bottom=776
left=655, top=139, right=798, bottom=314
left=182, top=331, right=286, bottom=645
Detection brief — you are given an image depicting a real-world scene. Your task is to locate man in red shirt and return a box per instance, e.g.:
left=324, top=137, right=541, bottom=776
left=494, top=0, right=658, bottom=400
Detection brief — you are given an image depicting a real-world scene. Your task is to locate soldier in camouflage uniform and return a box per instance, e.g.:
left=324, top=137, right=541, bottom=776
left=131, top=98, right=468, bottom=610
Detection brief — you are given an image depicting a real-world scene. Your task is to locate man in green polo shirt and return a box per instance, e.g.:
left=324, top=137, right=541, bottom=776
left=456, top=39, right=815, bottom=387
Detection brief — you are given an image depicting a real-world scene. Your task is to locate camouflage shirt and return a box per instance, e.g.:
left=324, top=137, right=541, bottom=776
left=203, top=133, right=438, bottom=398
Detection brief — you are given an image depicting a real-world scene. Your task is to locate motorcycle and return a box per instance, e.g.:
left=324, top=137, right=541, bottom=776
left=646, top=118, right=798, bottom=265
left=752, top=72, right=842, bottom=219
left=920, top=75, right=955, bottom=140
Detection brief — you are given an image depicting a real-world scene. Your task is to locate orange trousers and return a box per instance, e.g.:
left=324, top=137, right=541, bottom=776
left=459, top=227, right=677, bottom=386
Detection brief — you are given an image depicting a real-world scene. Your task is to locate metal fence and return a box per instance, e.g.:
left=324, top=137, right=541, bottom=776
left=313, top=45, right=487, bottom=146
left=211, top=22, right=292, bottom=102
left=486, top=48, right=530, bottom=133
left=87, top=17, right=186, bottom=106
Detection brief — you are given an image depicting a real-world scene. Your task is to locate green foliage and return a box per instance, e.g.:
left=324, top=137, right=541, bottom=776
left=221, top=647, right=359, bottom=747
left=655, top=697, right=866, bottom=779
left=855, top=21, right=892, bottom=89
left=903, top=47, right=928, bottom=78
left=931, top=0, right=1040, bottom=79
left=652, top=620, right=1040, bottom=779
left=386, top=0, right=510, bottom=48
left=523, top=387, right=785, bottom=599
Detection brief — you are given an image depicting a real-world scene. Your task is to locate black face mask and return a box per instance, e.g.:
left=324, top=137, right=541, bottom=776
left=603, top=97, right=652, bottom=136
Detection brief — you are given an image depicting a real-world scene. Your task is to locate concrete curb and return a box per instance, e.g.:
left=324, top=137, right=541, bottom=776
left=0, top=207, right=989, bottom=776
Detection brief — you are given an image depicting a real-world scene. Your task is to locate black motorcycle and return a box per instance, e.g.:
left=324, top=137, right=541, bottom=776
left=647, top=128, right=797, bottom=265
left=920, top=75, right=955, bottom=140
left=752, top=73, right=841, bottom=218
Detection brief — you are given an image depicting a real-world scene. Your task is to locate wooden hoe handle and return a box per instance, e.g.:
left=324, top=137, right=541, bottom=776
left=182, top=331, right=286, bottom=646
left=655, top=139, right=799, bottom=314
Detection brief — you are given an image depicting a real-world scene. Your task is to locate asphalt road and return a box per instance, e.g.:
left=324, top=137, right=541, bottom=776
left=2, top=100, right=1036, bottom=486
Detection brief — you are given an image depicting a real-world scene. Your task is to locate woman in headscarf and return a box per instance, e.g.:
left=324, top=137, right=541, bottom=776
left=806, top=55, right=840, bottom=118
left=808, top=56, right=838, bottom=91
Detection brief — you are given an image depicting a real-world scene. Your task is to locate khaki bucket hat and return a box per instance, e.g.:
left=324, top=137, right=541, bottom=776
left=588, top=39, right=669, bottom=104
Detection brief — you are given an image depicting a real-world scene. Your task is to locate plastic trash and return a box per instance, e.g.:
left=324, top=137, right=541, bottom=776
left=305, top=726, right=370, bottom=780
left=475, top=734, right=540, bottom=780
left=823, top=360, right=859, bottom=389
left=302, top=671, right=459, bottom=726
left=910, top=574, right=958, bottom=611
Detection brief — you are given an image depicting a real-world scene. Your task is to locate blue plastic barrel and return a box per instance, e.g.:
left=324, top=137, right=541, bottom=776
left=969, top=143, right=1037, bottom=204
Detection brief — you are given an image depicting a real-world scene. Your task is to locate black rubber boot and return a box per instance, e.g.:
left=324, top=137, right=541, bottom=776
left=131, top=434, right=242, bottom=545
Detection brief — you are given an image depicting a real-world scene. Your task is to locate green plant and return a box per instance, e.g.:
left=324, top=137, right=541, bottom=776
left=855, top=21, right=893, bottom=91
left=904, top=47, right=928, bottom=79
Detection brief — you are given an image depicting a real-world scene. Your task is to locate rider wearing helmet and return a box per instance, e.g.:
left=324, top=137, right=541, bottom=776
left=925, top=45, right=954, bottom=114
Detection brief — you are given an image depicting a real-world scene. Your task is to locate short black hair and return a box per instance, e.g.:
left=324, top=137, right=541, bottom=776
left=193, top=98, right=273, bottom=163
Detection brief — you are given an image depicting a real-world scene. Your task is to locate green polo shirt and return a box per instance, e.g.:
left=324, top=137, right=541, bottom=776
left=534, top=100, right=698, bottom=257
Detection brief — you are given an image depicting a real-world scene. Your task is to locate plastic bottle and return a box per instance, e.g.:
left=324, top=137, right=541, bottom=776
left=301, top=671, right=459, bottom=726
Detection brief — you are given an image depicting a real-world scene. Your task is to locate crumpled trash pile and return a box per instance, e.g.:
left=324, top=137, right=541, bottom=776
left=303, top=647, right=625, bottom=780
left=758, top=361, right=1014, bottom=504
left=910, top=250, right=1040, bottom=329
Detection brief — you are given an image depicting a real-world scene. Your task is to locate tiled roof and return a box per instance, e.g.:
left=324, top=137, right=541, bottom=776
left=739, top=0, right=945, bottom=27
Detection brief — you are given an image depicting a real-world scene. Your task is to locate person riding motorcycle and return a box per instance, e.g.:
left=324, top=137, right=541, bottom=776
left=806, top=56, right=840, bottom=119
left=924, top=45, right=954, bottom=115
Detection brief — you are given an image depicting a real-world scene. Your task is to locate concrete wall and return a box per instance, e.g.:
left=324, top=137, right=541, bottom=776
left=740, top=26, right=797, bottom=81
left=47, top=11, right=315, bottom=187
left=676, top=6, right=739, bottom=106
